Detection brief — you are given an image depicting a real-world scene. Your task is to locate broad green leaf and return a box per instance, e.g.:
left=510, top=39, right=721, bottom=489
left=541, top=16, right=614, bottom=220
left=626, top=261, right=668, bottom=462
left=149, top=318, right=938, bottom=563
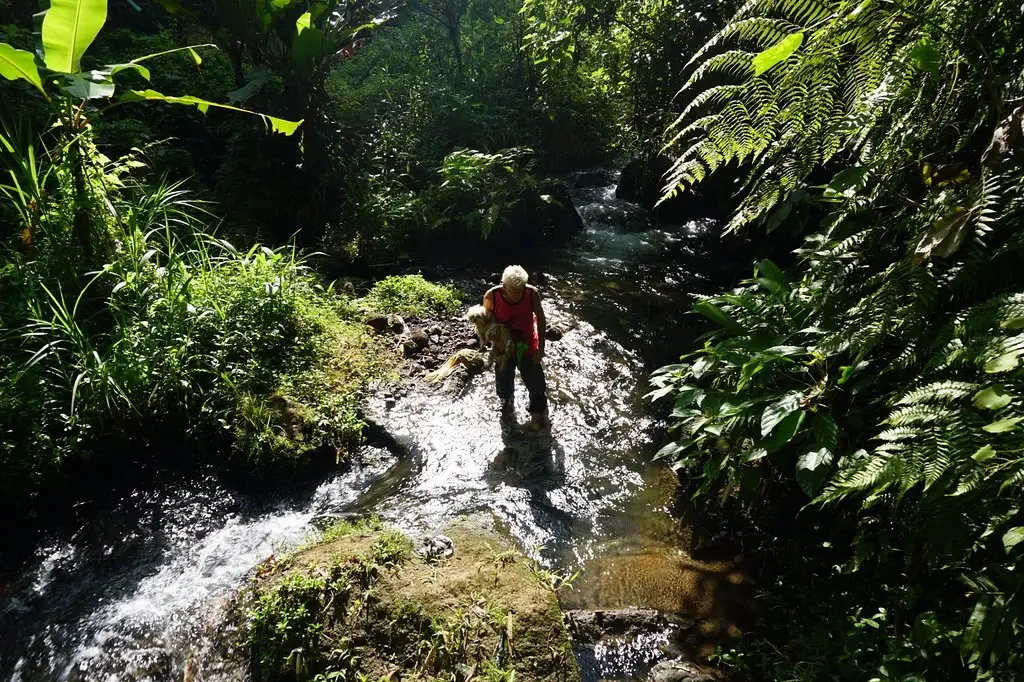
left=910, top=39, right=941, bottom=75
left=823, top=165, right=869, bottom=199
left=494, top=16, right=506, bottom=24
left=796, top=447, right=834, bottom=498
left=121, top=89, right=302, bottom=135
left=61, top=71, right=114, bottom=98
left=654, top=440, right=690, bottom=461
left=42, top=0, right=108, bottom=74
left=292, top=12, right=325, bottom=79
left=763, top=410, right=806, bottom=452
left=693, top=300, right=743, bottom=333
left=1001, top=316, right=1024, bottom=330
left=756, top=259, right=789, bottom=291
left=0, top=43, right=45, bottom=95
left=985, top=351, right=1020, bottom=374
left=812, top=413, right=838, bottom=451
left=761, top=391, right=802, bottom=436
left=108, top=62, right=151, bottom=80
left=961, top=598, right=988, bottom=657
left=972, top=445, right=996, bottom=462
left=752, top=32, right=803, bottom=76
left=644, top=385, right=674, bottom=401
left=742, top=448, right=768, bottom=462
left=1003, top=527, right=1024, bottom=552
left=973, top=386, right=1013, bottom=410
left=227, top=67, right=274, bottom=104
left=914, top=207, right=971, bottom=263
left=983, top=417, right=1021, bottom=434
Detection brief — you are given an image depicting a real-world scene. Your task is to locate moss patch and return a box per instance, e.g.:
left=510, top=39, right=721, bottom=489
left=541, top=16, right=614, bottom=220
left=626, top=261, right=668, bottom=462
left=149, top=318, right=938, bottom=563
left=237, top=519, right=578, bottom=682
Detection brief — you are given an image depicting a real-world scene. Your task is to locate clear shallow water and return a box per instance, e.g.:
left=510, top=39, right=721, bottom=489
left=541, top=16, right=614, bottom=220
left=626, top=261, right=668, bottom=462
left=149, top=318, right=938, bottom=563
left=0, top=168, right=729, bottom=681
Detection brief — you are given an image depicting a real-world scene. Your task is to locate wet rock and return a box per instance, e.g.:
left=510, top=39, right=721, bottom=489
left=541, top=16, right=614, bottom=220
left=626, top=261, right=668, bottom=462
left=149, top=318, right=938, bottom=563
left=565, top=607, right=667, bottom=644
left=647, top=660, right=717, bottom=682
left=389, top=315, right=406, bottom=333
left=403, top=330, right=430, bottom=356
left=414, top=534, right=454, bottom=560
left=364, top=314, right=389, bottom=332
left=309, top=512, right=364, bottom=531
left=546, top=324, right=566, bottom=342
left=427, top=324, right=442, bottom=335
left=615, top=155, right=739, bottom=224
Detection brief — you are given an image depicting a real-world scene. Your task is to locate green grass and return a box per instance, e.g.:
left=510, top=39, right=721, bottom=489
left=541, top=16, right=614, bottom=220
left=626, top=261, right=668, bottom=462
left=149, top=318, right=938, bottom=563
left=0, top=137, right=399, bottom=517
left=360, top=274, right=461, bottom=318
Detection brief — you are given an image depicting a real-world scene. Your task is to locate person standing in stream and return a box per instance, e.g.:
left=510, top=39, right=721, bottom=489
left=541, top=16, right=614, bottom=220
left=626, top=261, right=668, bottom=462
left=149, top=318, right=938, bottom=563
left=483, top=265, right=551, bottom=432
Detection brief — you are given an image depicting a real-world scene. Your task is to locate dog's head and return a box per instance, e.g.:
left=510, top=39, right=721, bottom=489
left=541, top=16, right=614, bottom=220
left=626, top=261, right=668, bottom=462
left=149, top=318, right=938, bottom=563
left=467, top=304, right=491, bottom=324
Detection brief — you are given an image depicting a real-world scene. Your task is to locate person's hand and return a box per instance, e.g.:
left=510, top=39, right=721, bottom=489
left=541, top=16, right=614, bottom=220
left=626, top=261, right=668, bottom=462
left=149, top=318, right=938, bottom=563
left=534, top=348, right=545, bottom=363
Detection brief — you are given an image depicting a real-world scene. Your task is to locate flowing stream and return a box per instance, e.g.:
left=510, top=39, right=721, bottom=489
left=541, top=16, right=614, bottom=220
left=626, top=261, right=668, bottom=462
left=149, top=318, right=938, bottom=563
left=0, top=168, right=745, bottom=682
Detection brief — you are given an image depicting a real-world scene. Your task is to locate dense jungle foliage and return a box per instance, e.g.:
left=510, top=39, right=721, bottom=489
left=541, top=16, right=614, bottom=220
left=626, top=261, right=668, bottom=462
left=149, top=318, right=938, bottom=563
left=3, top=0, right=1024, bottom=678
left=643, top=0, right=1024, bottom=679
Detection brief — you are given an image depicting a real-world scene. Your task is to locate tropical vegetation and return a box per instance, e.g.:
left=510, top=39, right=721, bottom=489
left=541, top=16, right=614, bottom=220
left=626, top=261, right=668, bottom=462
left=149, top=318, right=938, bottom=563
left=647, top=0, right=1024, bottom=678
left=4, top=0, right=1024, bottom=678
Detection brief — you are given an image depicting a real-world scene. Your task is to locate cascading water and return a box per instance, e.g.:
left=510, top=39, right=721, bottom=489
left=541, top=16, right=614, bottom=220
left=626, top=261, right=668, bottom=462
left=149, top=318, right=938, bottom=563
left=0, top=168, right=741, bottom=682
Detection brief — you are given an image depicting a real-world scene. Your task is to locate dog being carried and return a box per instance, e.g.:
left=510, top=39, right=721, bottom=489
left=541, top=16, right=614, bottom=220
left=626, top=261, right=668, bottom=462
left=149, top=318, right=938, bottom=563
left=424, top=305, right=514, bottom=384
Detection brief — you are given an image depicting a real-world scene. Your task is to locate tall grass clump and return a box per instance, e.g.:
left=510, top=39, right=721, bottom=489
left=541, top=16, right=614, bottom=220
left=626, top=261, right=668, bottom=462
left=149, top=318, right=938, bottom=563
left=0, top=121, right=394, bottom=526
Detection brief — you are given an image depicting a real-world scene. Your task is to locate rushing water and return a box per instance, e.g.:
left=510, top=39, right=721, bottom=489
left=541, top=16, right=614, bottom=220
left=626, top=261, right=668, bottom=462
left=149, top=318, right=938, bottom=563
left=0, top=168, right=739, bottom=682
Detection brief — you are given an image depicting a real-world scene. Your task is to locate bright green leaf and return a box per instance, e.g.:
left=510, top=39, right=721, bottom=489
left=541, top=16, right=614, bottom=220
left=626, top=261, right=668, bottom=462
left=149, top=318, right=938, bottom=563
left=1001, top=317, right=1024, bottom=330
left=187, top=47, right=201, bottom=66
left=1003, top=527, right=1024, bottom=552
left=494, top=15, right=506, bottom=24
left=796, top=447, right=834, bottom=498
left=755, top=259, right=789, bottom=289
left=762, top=391, right=802, bottom=436
left=61, top=72, right=114, bottom=98
left=120, top=89, right=302, bottom=135
left=973, top=386, right=1013, bottom=410
left=985, top=351, right=1020, bottom=373
left=763, top=410, right=806, bottom=452
left=751, top=32, right=803, bottom=76
left=742, top=448, right=768, bottom=462
left=972, top=444, right=996, bottom=462
left=910, top=39, right=941, bottom=75
left=108, top=62, right=151, bottom=80
left=983, top=417, right=1021, bottom=434
left=0, top=43, right=46, bottom=96
left=693, top=300, right=743, bottom=333
left=42, top=0, right=109, bottom=74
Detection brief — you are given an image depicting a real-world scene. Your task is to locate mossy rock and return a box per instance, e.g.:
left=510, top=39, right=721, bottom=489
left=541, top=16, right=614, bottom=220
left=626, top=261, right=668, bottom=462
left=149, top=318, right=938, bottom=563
left=236, top=518, right=579, bottom=681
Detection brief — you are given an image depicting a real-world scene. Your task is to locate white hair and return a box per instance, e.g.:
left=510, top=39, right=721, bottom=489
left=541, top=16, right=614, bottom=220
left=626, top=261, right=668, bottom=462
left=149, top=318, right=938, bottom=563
left=501, top=265, right=529, bottom=288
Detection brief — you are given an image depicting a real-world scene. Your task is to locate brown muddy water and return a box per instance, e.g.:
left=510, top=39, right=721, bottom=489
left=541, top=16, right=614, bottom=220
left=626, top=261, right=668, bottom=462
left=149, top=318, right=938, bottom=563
left=0, top=168, right=751, bottom=681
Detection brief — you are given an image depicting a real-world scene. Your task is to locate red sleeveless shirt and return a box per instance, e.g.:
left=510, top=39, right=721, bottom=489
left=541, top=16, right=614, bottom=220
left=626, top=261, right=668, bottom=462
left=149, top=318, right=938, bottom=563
left=491, top=286, right=539, bottom=357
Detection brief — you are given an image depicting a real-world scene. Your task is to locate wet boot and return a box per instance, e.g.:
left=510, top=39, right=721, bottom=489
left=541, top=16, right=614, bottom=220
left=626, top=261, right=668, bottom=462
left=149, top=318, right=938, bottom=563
left=528, top=410, right=551, bottom=433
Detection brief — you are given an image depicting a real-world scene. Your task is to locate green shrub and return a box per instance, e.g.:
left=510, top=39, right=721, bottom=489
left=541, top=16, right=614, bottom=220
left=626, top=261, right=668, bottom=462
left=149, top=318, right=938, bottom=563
left=361, top=274, right=461, bottom=318
left=0, top=124, right=396, bottom=517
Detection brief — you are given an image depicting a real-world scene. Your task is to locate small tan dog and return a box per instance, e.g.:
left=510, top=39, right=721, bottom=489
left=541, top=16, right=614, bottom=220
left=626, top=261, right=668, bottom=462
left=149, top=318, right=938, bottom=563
left=467, top=304, right=514, bottom=371
left=425, top=305, right=515, bottom=384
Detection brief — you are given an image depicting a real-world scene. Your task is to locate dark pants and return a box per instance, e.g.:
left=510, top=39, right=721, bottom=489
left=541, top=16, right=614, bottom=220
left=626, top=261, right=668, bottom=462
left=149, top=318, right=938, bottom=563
left=495, top=354, right=548, bottom=416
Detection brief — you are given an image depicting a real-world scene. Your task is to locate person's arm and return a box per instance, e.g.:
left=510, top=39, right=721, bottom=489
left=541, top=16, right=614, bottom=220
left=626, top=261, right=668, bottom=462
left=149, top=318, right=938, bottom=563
left=483, top=287, right=495, bottom=313
left=531, top=286, right=546, bottom=360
